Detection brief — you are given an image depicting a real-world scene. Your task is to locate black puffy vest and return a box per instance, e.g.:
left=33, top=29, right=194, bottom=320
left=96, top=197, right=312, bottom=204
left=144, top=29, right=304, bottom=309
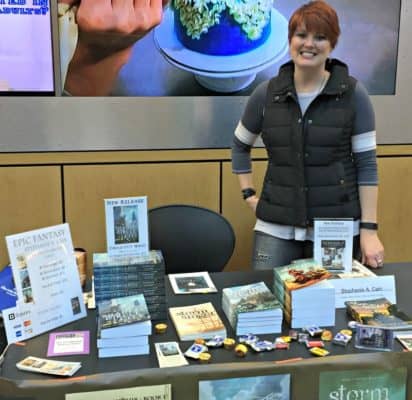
left=256, top=59, right=361, bottom=227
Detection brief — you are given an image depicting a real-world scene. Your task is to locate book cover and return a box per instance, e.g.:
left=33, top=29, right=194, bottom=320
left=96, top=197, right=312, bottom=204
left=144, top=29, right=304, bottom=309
left=199, top=373, right=290, bottom=400
left=98, top=294, right=150, bottom=329
left=169, top=302, right=226, bottom=341
left=169, top=271, right=217, bottom=294
left=319, top=368, right=406, bottom=400
left=274, top=262, right=331, bottom=292
left=345, top=297, right=412, bottom=329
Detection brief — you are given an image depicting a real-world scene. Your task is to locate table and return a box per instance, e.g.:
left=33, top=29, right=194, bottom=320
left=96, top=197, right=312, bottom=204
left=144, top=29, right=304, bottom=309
left=1, top=263, right=411, bottom=399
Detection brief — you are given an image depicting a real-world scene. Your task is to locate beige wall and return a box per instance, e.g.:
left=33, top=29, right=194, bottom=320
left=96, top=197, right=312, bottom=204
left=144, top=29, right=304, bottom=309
left=1, top=146, right=411, bottom=273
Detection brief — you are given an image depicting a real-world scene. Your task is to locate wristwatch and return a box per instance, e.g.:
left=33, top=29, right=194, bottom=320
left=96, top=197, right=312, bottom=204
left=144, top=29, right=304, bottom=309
left=241, top=188, right=256, bottom=200
left=360, top=222, right=378, bottom=231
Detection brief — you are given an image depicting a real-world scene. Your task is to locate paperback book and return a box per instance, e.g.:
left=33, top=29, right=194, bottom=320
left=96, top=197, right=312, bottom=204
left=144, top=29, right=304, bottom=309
left=97, top=294, right=152, bottom=338
left=169, top=302, right=226, bottom=341
left=345, top=297, right=412, bottom=329
left=222, top=282, right=282, bottom=335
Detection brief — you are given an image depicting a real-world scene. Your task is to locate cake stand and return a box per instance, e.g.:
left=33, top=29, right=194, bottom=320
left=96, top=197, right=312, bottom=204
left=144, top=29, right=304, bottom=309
left=154, top=8, right=289, bottom=93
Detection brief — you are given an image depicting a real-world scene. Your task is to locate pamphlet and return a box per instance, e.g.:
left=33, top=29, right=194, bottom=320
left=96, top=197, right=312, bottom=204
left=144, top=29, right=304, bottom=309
left=154, top=341, right=188, bottom=368
left=314, top=218, right=354, bottom=272
left=16, top=356, right=81, bottom=377
left=168, top=271, right=217, bottom=294
left=3, top=224, right=87, bottom=343
left=66, top=384, right=172, bottom=400
left=47, top=331, right=90, bottom=357
left=104, top=196, right=149, bottom=256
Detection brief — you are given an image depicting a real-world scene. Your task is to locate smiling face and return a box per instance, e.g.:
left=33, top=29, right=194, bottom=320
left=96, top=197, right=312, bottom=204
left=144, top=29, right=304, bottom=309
left=289, top=25, right=332, bottom=71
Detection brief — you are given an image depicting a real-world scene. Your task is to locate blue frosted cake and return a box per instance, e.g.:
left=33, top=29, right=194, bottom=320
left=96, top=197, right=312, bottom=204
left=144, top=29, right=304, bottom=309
left=173, top=0, right=272, bottom=56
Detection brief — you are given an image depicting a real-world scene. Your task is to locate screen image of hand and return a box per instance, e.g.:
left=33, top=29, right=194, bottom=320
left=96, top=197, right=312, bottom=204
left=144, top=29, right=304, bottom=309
left=59, top=0, right=167, bottom=95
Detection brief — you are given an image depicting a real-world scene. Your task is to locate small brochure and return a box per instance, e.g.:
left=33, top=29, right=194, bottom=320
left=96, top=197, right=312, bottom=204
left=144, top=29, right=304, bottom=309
left=104, top=196, right=149, bottom=256
left=168, top=271, right=217, bottom=294
left=16, top=356, right=81, bottom=377
left=3, top=224, right=87, bottom=344
left=66, top=384, right=172, bottom=400
left=154, top=341, right=188, bottom=368
left=47, top=331, right=90, bottom=357
left=314, top=218, right=354, bottom=272
left=199, top=374, right=290, bottom=400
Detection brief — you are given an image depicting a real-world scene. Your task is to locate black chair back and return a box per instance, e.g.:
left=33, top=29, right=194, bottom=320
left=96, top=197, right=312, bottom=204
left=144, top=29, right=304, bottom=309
left=148, top=205, right=235, bottom=274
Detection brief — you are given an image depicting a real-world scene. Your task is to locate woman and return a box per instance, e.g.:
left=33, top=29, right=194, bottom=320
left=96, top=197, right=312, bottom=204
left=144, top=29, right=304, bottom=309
left=231, top=0, right=384, bottom=270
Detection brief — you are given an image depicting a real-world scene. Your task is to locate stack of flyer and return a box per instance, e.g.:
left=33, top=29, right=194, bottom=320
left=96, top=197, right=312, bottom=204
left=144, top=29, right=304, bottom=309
left=222, top=282, right=282, bottom=335
left=93, top=250, right=166, bottom=320
left=273, top=260, right=335, bottom=328
left=97, top=294, right=151, bottom=358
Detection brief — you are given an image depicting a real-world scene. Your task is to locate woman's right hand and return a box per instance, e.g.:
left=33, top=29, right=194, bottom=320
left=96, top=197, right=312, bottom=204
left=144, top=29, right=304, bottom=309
left=245, top=195, right=259, bottom=212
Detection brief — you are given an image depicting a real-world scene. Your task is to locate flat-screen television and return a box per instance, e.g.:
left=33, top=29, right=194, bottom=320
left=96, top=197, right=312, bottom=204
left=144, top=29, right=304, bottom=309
left=0, top=0, right=54, bottom=95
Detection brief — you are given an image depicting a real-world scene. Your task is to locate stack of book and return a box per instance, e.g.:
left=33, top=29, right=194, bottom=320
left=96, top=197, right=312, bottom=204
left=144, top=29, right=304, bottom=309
left=168, top=302, right=226, bottom=341
left=222, top=282, right=282, bottom=335
left=345, top=297, right=412, bottom=330
left=97, top=294, right=151, bottom=358
left=93, top=250, right=166, bottom=320
left=273, top=261, right=335, bottom=328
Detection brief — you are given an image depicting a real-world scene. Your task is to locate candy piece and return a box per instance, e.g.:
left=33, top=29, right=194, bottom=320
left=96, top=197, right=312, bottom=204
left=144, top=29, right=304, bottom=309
left=154, top=323, right=167, bottom=334
left=288, top=330, right=298, bottom=340
left=321, top=330, right=333, bottom=341
left=194, top=338, right=206, bottom=345
left=333, top=332, right=352, bottom=346
left=184, top=343, right=208, bottom=359
left=280, top=336, right=292, bottom=343
left=199, top=352, right=211, bottom=363
left=306, top=340, right=325, bottom=348
left=274, top=342, right=290, bottom=350
left=235, top=344, right=248, bottom=357
left=205, top=336, right=224, bottom=348
left=306, top=326, right=324, bottom=337
left=310, top=347, right=330, bottom=357
left=238, top=334, right=259, bottom=345
left=348, top=320, right=359, bottom=330
left=250, top=340, right=274, bottom=352
left=340, top=329, right=353, bottom=337
left=223, top=338, right=236, bottom=350
left=298, top=333, right=309, bottom=343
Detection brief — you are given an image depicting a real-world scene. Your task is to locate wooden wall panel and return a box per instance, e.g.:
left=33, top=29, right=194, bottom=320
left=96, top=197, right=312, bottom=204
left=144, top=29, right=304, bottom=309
left=0, top=166, right=62, bottom=267
left=378, top=157, right=412, bottom=262
left=64, top=163, right=220, bottom=276
left=222, top=160, right=267, bottom=271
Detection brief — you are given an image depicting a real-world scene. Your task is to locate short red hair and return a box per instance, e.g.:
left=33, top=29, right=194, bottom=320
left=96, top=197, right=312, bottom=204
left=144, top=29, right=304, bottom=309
left=288, top=0, right=340, bottom=49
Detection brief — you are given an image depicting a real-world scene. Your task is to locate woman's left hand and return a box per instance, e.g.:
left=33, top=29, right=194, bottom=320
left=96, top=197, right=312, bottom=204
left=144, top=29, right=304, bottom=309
left=360, top=230, right=385, bottom=268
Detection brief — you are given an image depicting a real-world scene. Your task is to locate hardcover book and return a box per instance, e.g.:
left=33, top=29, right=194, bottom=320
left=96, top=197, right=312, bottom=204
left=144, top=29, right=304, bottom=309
left=169, top=302, right=226, bottom=341
left=97, top=294, right=152, bottom=338
left=345, top=297, right=412, bottom=329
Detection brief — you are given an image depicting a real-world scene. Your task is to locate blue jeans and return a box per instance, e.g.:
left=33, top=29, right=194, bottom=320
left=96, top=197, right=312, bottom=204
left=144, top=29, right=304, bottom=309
left=251, top=231, right=361, bottom=270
